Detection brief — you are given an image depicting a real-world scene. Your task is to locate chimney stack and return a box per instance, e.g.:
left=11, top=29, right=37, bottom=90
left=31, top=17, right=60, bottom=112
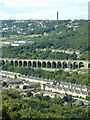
left=57, top=11, right=59, bottom=21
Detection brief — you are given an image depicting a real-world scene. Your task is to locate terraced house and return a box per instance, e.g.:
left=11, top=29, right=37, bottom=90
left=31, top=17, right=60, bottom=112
left=1, top=70, right=90, bottom=99
left=41, top=82, right=90, bottom=98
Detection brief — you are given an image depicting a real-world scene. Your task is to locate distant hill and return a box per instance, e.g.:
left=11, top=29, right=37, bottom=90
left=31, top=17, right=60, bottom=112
left=1, top=19, right=89, bottom=59
left=35, top=20, right=88, bottom=53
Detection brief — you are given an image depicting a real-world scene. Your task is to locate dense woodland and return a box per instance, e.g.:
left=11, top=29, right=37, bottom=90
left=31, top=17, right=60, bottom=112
left=2, top=89, right=89, bottom=119
left=2, top=45, right=78, bottom=60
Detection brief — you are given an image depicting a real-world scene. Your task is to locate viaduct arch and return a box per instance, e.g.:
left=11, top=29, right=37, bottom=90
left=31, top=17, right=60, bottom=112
left=0, top=58, right=90, bottom=69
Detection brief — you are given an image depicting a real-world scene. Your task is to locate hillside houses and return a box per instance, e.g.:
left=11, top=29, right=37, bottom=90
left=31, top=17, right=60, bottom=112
left=41, top=83, right=89, bottom=98
left=1, top=70, right=90, bottom=99
left=36, top=48, right=80, bottom=56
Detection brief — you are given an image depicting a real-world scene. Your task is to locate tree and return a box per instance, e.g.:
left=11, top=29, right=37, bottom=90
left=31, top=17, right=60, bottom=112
left=7, top=90, right=21, bottom=99
left=86, top=96, right=90, bottom=101
left=27, top=92, right=33, bottom=97
left=63, top=95, right=72, bottom=102
left=23, top=85, right=27, bottom=89
left=42, top=96, right=50, bottom=101
left=2, top=82, right=7, bottom=87
left=2, top=107, right=11, bottom=120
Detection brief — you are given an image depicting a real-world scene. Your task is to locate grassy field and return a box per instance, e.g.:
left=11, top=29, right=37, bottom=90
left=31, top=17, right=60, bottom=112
left=0, top=37, right=7, bottom=40
left=41, top=68, right=59, bottom=71
left=33, top=68, right=90, bottom=72
left=2, top=33, right=49, bottom=41
left=24, top=34, right=42, bottom=37
left=33, top=68, right=60, bottom=71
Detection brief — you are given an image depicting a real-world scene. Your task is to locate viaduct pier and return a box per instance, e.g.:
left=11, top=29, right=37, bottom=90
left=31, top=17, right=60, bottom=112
left=0, top=58, right=90, bottom=69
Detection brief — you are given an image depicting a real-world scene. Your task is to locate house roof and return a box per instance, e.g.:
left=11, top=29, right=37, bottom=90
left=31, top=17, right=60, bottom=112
left=7, top=79, right=22, bottom=84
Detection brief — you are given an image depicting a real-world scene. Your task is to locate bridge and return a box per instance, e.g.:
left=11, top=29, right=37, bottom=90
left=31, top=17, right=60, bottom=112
left=0, top=58, right=90, bottom=69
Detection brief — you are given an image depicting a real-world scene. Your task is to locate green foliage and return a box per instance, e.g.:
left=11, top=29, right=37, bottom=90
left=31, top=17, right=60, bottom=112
left=2, top=90, right=89, bottom=119
left=86, top=96, right=90, bottom=101
left=23, top=85, right=27, bottom=89
left=76, top=101, right=84, bottom=107
left=27, top=92, right=33, bottom=97
left=2, top=45, right=78, bottom=60
left=3, top=89, right=21, bottom=99
left=63, top=95, right=72, bottom=102
left=2, top=81, right=7, bottom=87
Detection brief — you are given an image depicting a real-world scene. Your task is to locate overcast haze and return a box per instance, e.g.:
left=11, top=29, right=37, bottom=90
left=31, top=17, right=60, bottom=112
left=0, top=0, right=89, bottom=20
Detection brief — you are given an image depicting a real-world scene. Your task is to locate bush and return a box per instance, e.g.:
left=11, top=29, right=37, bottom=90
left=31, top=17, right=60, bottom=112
left=2, top=82, right=7, bottom=87
left=27, top=92, right=33, bottom=97
left=86, top=96, right=90, bottom=101
left=23, top=85, right=27, bottom=89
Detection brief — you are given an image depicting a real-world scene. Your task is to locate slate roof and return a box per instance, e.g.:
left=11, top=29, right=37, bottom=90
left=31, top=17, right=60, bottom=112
left=1, top=70, right=89, bottom=93
left=7, top=79, right=22, bottom=83
left=82, top=91, right=88, bottom=95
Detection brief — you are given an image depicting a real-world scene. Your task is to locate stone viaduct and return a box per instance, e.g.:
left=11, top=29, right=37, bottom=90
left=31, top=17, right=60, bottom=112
left=0, top=58, right=90, bottom=69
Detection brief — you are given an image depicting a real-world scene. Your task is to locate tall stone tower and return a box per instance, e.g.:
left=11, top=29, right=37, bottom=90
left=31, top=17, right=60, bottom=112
left=57, top=11, right=59, bottom=21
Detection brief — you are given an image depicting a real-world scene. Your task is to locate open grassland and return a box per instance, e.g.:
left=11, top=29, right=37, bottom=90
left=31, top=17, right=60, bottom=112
left=24, top=34, right=42, bottom=37
left=0, top=37, right=7, bottom=40
left=41, top=68, right=59, bottom=71
left=33, top=68, right=59, bottom=71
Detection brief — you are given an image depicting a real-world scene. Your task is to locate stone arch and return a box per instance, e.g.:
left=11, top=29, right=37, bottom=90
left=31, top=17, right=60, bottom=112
left=42, top=61, right=46, bottom=68
left=57, top=61, right=62, bottom=68
left=5, top=60, right=10, bottom=66
left=1, top=60, right=5, bottom=66
left=6, top=60, right=9, bottom=64
left=0, top=60, right=2, bottom=66
left=15, top=61, right=18, bottom=66
left=10, top=60, right=14, bottom=66
left=28, top=61, right=32, bottom=67
left=32, top=61, right=37, bottom=67
left=62, top=62, right=67, bottom=68
left=73, top=62, right=78, bottom=69
left=37, top=61, right=41, bottom=67
left=52, top=61, right=56, bottom=68
left=79, top=62, right=84, bottom=68
left=23, top=61, right=27, bottom=67
left=19, top=61, right=22, bottom=66
left=67, top=62, right=72, bottom=69
left=47, top=61, right=51, bottom=68
left=88, top=63, right=90, bottom=68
